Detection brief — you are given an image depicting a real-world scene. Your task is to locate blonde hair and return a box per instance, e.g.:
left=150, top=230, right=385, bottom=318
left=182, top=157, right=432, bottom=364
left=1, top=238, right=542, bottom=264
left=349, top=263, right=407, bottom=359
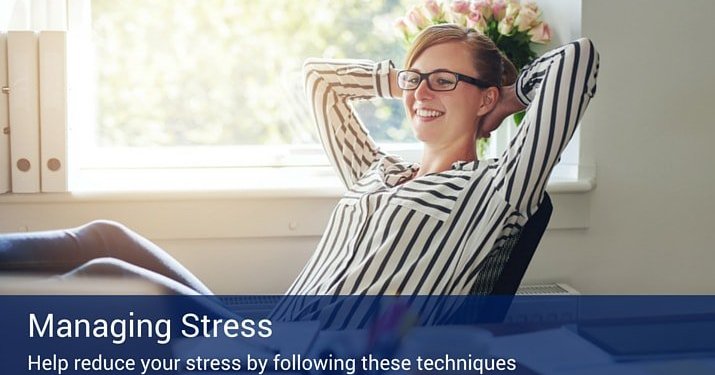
left=404, top=24, right=517, bottom=87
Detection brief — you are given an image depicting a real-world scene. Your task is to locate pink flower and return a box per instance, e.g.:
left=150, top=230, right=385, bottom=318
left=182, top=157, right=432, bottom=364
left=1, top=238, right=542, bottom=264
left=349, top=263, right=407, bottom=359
left=504, top=1, right=521, bottom=20
left=498, top=14, right=515, bottom=35
left=424, top=0, right=443, bottom=21
left=523, top=1, right=541, bottom=14
left=492, top=0, right=508, bottom=21
left=515, top=6, right=538, bottom=31
left=467, top=11, right=488, bottom=33
left=394, top=17, right=411, bottom=38
left=470, top=0, right=493, bottom=21
left=407, top=6, right=431, bottom=29
left=528, top=21, right=551, bottom=44
left=450, top=0, right=470, bottom=15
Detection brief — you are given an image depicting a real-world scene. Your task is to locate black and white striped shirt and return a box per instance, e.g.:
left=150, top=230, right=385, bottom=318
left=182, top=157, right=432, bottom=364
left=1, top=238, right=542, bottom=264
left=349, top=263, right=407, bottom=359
left=284, top=38, right=598, bottom=298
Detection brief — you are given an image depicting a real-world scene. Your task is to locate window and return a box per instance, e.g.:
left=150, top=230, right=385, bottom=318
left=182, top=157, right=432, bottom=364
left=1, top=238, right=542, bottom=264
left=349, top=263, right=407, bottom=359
left=67, top=0, right=582, bottom=191
left=72, top=0, right=419, bottom=174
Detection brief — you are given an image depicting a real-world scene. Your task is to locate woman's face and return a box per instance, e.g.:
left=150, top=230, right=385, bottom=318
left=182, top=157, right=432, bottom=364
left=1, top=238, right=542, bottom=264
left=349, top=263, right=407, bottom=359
left=403, top=41, right=491, bottom=149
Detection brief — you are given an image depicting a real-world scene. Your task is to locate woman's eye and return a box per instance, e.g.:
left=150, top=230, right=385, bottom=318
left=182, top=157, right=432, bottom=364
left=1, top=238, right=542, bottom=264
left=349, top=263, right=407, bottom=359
left=437, top=78, right=454, bottom=86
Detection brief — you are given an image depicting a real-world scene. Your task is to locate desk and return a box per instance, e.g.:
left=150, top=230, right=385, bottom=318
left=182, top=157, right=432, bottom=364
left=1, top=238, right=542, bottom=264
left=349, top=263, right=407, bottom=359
left=489, top=323, right=715, bottom=375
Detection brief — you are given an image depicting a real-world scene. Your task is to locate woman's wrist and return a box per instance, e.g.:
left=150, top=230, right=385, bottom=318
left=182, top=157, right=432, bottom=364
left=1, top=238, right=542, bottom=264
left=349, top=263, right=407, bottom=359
left=389, top=68, right=402, bottom=98
left=502, top=85, right=527, bottom=115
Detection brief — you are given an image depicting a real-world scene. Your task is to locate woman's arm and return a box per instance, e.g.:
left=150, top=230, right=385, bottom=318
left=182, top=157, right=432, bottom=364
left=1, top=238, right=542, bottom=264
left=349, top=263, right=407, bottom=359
left=494, top=38, right=600, bottom=214
left=303, top=58, right=395, bottom=189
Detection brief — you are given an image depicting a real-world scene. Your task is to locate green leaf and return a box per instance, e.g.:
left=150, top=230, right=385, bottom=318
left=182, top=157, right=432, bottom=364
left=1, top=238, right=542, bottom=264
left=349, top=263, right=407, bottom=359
left=477, top=137, right=490, bottom=160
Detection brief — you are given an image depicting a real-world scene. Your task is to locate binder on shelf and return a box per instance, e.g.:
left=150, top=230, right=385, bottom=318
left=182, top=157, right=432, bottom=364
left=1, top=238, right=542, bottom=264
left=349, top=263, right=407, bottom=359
left=0, top=33, right=10, bottom=194
left=7, top=31, right=40, bottom=193
left=39, top=31, right=68, bottom=192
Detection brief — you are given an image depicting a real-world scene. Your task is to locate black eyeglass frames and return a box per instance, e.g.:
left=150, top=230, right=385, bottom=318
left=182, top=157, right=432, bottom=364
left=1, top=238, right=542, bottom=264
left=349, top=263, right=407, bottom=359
left=396, top=69, right=494, bottom=91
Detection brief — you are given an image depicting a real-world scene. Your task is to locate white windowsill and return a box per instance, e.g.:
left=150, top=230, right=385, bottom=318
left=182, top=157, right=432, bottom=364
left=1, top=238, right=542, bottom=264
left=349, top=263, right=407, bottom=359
left=0, top=168, right=594, bottom=203
left=0, top=167, right=594, bottom=236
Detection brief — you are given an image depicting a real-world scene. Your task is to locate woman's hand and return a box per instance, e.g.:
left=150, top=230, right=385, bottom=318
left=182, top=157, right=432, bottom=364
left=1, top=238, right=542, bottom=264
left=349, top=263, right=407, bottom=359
left=477, top=85, right=526, bottom=139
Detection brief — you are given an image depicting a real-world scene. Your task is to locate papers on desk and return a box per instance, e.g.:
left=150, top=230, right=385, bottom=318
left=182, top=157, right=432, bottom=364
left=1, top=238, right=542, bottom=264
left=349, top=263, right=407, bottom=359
left=490, top=327, right=611, bottom=374
left=489, top=327, right=715, bottom=375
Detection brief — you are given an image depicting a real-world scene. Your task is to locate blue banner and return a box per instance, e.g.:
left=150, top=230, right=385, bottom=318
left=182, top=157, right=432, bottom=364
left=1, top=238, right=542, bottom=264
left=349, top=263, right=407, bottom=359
left=2, top=295, right=715, bottom=374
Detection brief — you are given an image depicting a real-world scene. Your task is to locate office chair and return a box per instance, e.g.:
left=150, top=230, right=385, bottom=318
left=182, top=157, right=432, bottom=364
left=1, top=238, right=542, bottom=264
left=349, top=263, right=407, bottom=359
left=460, top=193, right=553, bottom=322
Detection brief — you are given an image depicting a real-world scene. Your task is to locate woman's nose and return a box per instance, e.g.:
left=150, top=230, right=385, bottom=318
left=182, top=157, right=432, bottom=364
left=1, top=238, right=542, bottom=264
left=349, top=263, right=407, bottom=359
left=414, top=79, right=434, bottom=100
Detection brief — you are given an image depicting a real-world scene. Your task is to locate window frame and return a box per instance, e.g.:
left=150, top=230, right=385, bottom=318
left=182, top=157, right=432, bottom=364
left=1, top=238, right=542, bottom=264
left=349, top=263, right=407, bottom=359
left=66, top=0, right=586, bottom=193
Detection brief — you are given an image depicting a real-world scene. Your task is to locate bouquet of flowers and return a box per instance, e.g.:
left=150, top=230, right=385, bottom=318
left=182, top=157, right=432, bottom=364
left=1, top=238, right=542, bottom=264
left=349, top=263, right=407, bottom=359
left=395, top=0, right=551, bottom=72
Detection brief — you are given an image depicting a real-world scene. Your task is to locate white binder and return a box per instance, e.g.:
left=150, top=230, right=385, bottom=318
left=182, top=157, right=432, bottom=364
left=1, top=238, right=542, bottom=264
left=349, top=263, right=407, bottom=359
left=0, top=33, right=9, bottom=194
left=7, top=31, right=40, bottom=193
left=39, top=31, right=68, bottom=192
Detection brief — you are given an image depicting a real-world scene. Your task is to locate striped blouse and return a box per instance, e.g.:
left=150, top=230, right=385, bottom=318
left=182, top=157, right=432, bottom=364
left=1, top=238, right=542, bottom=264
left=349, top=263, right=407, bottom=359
left=284, top=38, right=599, bottom=298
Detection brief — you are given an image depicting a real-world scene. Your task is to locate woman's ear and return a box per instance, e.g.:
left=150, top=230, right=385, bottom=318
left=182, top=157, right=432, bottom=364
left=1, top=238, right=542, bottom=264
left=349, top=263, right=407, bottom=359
left=476, top=87, right=500, bottom=117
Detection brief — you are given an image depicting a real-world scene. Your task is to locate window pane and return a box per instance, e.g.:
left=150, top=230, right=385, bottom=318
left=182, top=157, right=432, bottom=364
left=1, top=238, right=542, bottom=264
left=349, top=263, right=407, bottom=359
left=90, top=0, right=415, bottom=148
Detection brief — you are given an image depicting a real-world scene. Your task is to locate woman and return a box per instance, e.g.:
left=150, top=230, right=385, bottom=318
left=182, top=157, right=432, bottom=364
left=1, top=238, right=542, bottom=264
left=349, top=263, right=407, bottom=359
left=0, top=25, right=599, bottom=301
left=281, top=24, right=598, bottom=299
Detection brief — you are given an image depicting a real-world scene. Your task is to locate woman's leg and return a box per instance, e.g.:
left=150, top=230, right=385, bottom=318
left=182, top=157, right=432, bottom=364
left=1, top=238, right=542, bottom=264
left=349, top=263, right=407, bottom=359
left=61, top=257, right=203, bottom=295
left=0, top=220, right=212, bottom=295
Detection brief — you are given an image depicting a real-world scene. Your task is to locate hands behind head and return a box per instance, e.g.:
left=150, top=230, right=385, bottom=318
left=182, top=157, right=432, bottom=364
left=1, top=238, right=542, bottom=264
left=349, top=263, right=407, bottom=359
left=477, top=85, right=525, bottom=139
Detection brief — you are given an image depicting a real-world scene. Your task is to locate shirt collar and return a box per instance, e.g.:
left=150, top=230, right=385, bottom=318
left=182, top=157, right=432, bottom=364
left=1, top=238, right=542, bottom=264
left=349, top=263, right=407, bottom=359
left=451, top=160, right=478, bottom=171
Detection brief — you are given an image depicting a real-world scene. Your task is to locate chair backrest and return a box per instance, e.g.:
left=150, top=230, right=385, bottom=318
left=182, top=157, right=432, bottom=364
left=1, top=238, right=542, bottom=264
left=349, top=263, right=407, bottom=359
left=460, top=193, right=553, bottom=322
left=490, top=192, right=553, bottom=295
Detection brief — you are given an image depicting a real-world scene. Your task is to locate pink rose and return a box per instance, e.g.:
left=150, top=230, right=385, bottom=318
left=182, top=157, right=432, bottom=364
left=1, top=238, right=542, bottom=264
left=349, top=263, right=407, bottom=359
left=528, top=21, right=551, bottom=44
left=407, top=6, right=431, bottom=29
left=424, top=0, right=443, bottom=21
left=467, top=11, right=488, bottom=33
left=470, top=0, right=493, bottom=21
left=523, top=1, right=540, bottom=14
left=394, top=17, right=411, bottom=38
left=491, top=0, right=508, bottom=21
left=497, top=14, right=515, bottom=35
left=514, top=6, right=538, bottom=31
left=504, top=1, right=521, bottom=20
left=450, top=0, right=470, bottom=15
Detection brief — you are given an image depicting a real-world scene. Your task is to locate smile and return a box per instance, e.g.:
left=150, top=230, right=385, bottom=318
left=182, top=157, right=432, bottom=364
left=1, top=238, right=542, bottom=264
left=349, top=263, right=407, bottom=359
left=414, top=109, right=444, bottom=118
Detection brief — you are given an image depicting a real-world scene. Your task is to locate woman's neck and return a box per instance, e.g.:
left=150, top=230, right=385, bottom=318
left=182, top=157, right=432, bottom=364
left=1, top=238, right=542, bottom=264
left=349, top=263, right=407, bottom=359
left=416, top=140, right=477, bottom=177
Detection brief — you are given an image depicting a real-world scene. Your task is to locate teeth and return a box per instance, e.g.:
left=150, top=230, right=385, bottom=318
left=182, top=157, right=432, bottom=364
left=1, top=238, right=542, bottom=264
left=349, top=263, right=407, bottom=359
left=415, top=109, right=443, bottom=118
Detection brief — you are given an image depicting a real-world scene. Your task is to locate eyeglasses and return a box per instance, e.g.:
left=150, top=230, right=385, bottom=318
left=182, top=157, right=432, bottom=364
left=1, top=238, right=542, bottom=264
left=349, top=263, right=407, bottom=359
left=397, top=69, right=494, bottom=92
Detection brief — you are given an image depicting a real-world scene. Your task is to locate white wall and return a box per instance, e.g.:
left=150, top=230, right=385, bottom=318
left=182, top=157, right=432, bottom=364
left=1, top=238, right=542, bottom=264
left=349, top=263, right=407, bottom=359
left=525, top=0, right=715, bottom=293
left=2, top=0, right=714, bottom=294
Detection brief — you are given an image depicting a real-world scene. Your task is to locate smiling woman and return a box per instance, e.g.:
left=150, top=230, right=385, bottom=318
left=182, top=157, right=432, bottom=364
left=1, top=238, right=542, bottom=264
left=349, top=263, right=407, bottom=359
left=273, top=26, right=598, bottom=306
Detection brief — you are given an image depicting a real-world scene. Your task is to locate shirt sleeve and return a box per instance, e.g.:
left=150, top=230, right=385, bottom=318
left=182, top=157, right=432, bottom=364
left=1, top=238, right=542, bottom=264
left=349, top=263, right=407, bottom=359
left=493, top=38, right=600, bottom=214
left=303, top=58, right=395, bottom=189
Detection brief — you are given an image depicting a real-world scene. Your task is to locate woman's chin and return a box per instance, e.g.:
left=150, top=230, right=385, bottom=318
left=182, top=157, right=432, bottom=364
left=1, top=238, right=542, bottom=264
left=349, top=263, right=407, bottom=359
left=413, top=131, right=441, bottom=144
left=412, top=121, right=442, bottom=143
